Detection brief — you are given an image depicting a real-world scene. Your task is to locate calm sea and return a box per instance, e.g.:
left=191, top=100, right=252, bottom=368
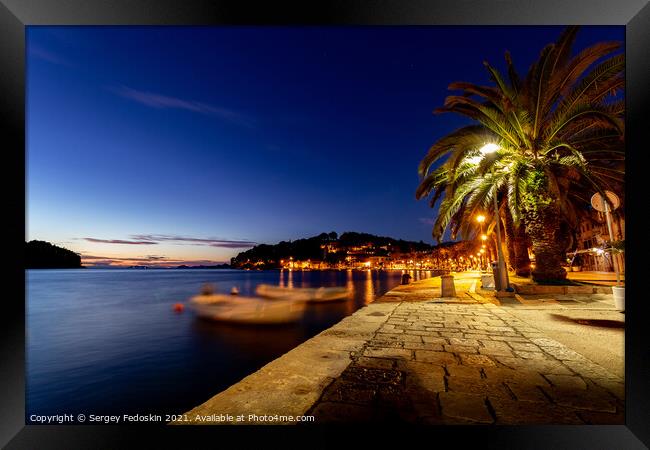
left=26, top=268, right=435, bottom=420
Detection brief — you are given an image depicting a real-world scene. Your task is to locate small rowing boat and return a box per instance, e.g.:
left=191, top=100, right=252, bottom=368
left=255, top=284, right=349, bottom=303
left=190, top=295, right=306, bottom=325
left=189, top=293, right=239, bottom=305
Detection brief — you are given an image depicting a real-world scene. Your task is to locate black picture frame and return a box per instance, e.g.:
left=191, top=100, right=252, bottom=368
left=2, top=0, right=648, bottom=448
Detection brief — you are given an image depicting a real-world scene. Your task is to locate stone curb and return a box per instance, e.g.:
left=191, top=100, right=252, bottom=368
left=511, top=283, right=612, bottom=295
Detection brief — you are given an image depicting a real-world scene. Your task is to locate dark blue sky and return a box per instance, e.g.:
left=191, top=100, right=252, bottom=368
left=26, top=26, right=624, bottom=266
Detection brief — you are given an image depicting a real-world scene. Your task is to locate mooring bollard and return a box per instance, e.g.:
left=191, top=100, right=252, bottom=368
left=440, top=274, right=456, bottom=297
left=401, top=273, right=412, bottom=285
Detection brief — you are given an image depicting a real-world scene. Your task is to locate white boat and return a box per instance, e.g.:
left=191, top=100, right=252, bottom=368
left=255, top=284, right=349, bottom=303
left=190, top=295, right=306, bottom=325
left=189, top=293, right=240, bottom=305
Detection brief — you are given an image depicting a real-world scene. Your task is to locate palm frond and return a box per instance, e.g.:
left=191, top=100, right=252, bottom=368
left=549, top=41, right=621, bottom=101
left=553, top=54, right=625, bottom=118
left=544, top=102, right=623, bottom=143
left=504, top=51, right=522, bottom=96
left=418, top=125, right=490, bottom=176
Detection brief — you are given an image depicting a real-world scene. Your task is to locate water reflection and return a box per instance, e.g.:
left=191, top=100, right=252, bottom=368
left=27, top=269, right=437, bottom=418
left=364, top=269, right=374, bottom=305
left=345, top=274, right=355, bottom=314
left=191, top=317, right=302, bottom=358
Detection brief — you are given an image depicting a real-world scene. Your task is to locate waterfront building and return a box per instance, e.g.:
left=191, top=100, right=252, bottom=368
left=574, top=210, right=625, bottom=272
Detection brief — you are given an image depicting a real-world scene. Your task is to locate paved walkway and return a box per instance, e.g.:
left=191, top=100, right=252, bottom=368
left=566, top=271, right=625, bottom=286
left=178, top=272, right=624, bottom=425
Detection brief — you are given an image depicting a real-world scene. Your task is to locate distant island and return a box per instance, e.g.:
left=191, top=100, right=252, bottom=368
left=176, top=264, right=231, bottom=269
left=26, top=240, right=82, bottom=269
left=231, top=231, right=443, bottom=270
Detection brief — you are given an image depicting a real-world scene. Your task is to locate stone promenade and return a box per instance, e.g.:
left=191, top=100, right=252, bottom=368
left=178, top=273, right=624, bottom=425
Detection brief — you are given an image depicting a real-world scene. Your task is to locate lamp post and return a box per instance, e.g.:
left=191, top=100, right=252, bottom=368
left=476, top=214, right=486, bottom=271
left=479, top=143, right=509, bottom=291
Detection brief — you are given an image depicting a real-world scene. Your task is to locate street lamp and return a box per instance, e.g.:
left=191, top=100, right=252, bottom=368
left=476, top=214, right=487, bottom=271
left=478, top=143, right=509, bottom=291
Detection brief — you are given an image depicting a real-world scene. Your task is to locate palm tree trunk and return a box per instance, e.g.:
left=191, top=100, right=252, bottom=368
left=512, top=221, right=532, bottom=277
left=521, top=169, right=567, bottom=282
left=503, top=206, right=532, bottom=277
left=524, top=205, right=567, bottom=282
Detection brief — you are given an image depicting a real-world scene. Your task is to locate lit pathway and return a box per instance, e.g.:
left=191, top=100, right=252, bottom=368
left=177, top=272, right=624, bottom=425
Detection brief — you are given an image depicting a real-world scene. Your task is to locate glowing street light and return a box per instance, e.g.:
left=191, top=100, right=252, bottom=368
left=476, top=215, right=486, bottom=223
left=479, top=143, right=500, bottom=155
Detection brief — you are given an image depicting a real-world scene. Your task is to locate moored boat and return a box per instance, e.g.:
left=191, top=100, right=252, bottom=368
left=189, top=293, right=239, bottom=305
left=190, top=295, right=306, bottom=324
left=255, top=284, right=349, bottom=303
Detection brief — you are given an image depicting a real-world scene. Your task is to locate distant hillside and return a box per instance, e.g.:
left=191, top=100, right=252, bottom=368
left=231, top=231, right=435, bottom=269
left=26, top=240, right=82, bottom=269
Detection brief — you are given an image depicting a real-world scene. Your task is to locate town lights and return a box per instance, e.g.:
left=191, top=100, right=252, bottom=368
left=481, top=234, right=487, bottom=241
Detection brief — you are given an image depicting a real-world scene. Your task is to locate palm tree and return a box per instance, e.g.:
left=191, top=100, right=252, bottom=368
left=416, top=164, right=531, bottom=275
left=417, top=26, right=624, bottom=282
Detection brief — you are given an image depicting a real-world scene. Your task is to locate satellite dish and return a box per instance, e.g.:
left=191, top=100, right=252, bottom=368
left=591, top=191, right=620, bottom=212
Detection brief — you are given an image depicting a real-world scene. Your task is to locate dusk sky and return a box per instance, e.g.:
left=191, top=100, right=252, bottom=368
left=26, top=26, right=623, bottom=267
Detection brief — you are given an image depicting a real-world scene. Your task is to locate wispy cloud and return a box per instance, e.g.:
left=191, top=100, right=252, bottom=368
left=109, top=85, right=255, bottom=128
left=84, top=238, right=158, bottom=245
left=144, top=255, right=168, bottom=261
left=81, top=234, right=256, bottom=249
left=419, top=218, right=436, bottom=226
left=131, top=234, right=256, bottom=249
left=79, top=254, right=227, bottom=267
left=80, top=255, right=165, bottom=261
left=29, top=45, right=71, bottom=67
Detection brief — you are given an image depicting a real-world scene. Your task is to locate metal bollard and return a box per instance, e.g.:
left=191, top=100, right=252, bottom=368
left=440, top=274, right=456, bottom=297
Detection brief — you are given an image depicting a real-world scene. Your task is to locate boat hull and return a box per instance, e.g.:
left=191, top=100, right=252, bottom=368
left=255, top=284, right=349, bottom=303
left=189, top=294, right=240, bottom=305
left=190, top=296, right=306, bottom=325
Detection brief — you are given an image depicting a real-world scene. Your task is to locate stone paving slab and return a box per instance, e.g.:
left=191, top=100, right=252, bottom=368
left=177, top=273, right=624, bottom=425
left=307, top=297, right=624, bottom=424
